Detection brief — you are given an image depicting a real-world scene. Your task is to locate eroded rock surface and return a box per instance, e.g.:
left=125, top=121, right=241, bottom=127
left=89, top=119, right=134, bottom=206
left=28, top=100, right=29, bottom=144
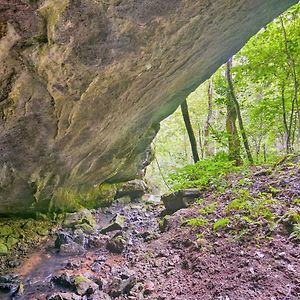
left=0, top=0, right=296, bottom=213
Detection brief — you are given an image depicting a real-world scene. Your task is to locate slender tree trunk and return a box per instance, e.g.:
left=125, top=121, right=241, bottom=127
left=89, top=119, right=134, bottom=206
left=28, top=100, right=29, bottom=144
left=203, top=79, right=214, bottom=157
left=198, top=124, right=204, bottom=159
left=280, top=17, right=300, bottom=145
left=154, top=155, right=172, bottom=191
left=183, top=131, right=188, bottom=162
left=263, top=144, right=267, bottom=163
left=225, top=70, right=242, bottom=166
left=288, top=96, right=296, bottom=153
left=291, top=111, right=298, bottom=149
left=181, top=99, right=200, bottom=163
left=254, top=136, right=262, bottom=160
left=226, top=101, right=242, bottom=166
left=226, top=58, right=254, bottom=164
left=281, top=84, right=292, bottom=153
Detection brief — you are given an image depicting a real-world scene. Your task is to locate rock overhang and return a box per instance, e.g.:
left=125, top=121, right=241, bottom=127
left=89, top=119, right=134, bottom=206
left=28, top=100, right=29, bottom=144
left=0, top=0, right=297, bottom=214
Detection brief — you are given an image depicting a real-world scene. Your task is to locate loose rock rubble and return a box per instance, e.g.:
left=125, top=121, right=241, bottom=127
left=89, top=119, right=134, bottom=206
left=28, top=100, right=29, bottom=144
left=0, top=162, right=300, bottom=299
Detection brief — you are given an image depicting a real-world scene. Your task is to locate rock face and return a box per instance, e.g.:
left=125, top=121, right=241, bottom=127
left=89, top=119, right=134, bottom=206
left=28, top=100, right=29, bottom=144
left=0, top=0, right=296, bottom=214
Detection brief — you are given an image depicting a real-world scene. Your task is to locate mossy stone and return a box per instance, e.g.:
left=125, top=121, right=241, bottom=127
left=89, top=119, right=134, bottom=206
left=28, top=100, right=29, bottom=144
left=0, top=243, right=8, bottom=255
left=36, top=227, right=49, bottom=236
left=51, top=183, right=117, bottom=212
left=64, top=208, right=97, bottom=228
left=75, top=223, right=94, bottom=233
left=6, top=236, right=19, bottom=249
left=0, top=224, right=13, bottom=237
left=100, top=214, right=125, bottom=234
left=74, top=275, right=86, bottom=285
left=23, top=219, right=36, bottom=230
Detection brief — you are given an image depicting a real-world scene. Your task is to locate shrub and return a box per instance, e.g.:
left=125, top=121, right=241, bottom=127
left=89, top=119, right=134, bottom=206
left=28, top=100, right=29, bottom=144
left=167, top=155, right=241, bottom=190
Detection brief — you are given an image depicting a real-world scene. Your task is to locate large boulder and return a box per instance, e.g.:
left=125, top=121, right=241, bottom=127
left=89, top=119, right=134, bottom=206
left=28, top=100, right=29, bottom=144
left=162, top=189, right=202, bottom=213
left=0, top=0, right=296, bottom=214
left=116, top=179, right=148, bottom=200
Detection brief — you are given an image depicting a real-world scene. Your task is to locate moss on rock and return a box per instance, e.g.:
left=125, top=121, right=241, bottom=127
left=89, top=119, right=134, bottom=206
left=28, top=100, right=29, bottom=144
left=63, top=208, right=96, bottom=231
left=6, top=236, right=18, bottom=249
left=51, top=183, right=117, bottom=212
left=0, top=225, right=13, bottom=237
left=0, top=243, right=8, bottom=256
left=38, top=0, right=69, bottom=42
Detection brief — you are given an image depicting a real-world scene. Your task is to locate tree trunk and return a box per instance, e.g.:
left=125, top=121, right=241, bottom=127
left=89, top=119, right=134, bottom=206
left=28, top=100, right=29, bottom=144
left=181, top=99, right=200, bottom=163
left=263, top=144, right=267, bottom=163
left=203, top=79, right=214, bottom=157
left=225, top=60, right=242, bottom=166
left=226, top=99, right=242, bottom=166
left=198, top=124, right=204, bottom=159
left=280, top=17, right=299, bottom=145
left=226, top=58, right=254, bottom=164
left=281, top=84, right=292, bottom=153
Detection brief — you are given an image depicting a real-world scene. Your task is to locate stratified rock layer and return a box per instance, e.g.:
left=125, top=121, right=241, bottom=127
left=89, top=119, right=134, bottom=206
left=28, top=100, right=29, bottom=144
left=0, top=0, right=297, bottom=214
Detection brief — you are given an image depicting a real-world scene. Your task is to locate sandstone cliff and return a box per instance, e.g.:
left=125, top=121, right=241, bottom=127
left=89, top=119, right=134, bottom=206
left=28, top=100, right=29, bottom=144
left=0, top=0, right=296, bottom=214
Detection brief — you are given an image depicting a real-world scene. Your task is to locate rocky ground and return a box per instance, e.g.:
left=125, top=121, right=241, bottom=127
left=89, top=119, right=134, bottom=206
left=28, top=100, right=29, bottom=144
left=0, top=158, right=300, bottom=300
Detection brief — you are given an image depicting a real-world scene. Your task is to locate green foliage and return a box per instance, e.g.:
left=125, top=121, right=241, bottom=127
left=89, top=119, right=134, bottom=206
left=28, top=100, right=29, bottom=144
left=146, top=3, right=300, bottom=192
left=186, top=185, right=285, bottom=240
left=213, top=217, right=230, bottom=231
left=187, top=217, right=208, bottom=227
left=226, top=190, right=277, bottom=223
left=283, top=208, right=300, bottom=241
left=283, top=208, right=300, bottom=224
left=199, top=202, right=218, bottom=215
left=168, top=154, right=240, bottom=190
left=238, top=178, right=253, bottom=185
left=268, top=185, right=281, bottom=194
left=292, top=198, right=300, bottom=204
left=290, top=224, right=300, bottom=241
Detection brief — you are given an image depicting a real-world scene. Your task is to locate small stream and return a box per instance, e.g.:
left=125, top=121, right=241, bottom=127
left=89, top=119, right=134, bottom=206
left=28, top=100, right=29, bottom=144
left=0, top=195, right=162, bottom=300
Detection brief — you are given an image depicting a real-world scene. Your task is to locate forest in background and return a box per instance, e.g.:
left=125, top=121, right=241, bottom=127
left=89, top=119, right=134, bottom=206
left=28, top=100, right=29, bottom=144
left=146, top=3, right=300, bottom=193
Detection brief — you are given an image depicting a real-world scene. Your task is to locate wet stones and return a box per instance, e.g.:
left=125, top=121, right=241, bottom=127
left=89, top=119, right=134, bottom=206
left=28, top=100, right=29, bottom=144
left=159, top=216, right=171, bottom=233
left=51, top=273, right=102, bottom=298
left=91, top=290, right=111, bottom=299
left=55, top=232, right=73, bottom=249
left=161, top=189, right=202, bottom=213
left=106, top=233, right=126, bottom=253
left=73, top=275, right=99, bottom=296
left=100, top=214, right=125, bottom=234
left=138, top=230, right=158, bottom=242
left=63, top=209, right=97, bottom=231
left=7, top=258, right=21, bottom=268
left=106, top=275, right=137, bottom=297
left=51, top=273, right=74, bottom=289
left=0, top=274, right=20, bottom=293
left=54, top=230, right=85, bottom=256
left=57, top=239, right=86, bottom=256
left=48, top=293, right=80, bottom=300
left=54, top=209, right=100, bottom=255
left=116, top=180, right=148, bottom=201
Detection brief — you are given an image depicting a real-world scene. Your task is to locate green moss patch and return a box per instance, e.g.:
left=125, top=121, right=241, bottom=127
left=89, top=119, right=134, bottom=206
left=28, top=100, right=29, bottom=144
left=51, top=183, right=117, bottom=212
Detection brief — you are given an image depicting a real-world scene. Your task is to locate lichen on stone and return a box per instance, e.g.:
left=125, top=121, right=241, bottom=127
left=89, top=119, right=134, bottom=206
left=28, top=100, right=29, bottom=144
left=38, top=0, right=69, bottom=43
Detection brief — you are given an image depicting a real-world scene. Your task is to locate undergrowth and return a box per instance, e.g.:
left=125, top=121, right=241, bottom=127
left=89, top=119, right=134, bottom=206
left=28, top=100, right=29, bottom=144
left=167, top=153, right=300, bottom=241
left=167, top=153, right=242, bottom=190
left=187, top=189, right=300, bottom=241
